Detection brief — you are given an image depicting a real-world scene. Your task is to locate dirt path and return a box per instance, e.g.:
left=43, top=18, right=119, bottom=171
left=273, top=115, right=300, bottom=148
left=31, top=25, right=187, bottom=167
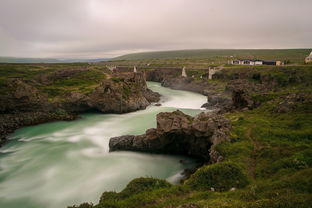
left=245, top=124, right=262, bottom=179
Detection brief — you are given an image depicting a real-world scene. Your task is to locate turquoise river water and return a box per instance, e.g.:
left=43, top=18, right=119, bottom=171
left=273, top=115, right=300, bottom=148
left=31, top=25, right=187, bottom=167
left=0, top=82, right=207, bottom=208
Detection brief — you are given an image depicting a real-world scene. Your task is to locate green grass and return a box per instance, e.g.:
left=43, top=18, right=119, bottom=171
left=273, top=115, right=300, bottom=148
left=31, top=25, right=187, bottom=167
left=0, top=64, right=48, bottom=81
left=0, top=63, right=107, bottom=99
left=114, top=49, right=311, bottom=64
left=186, top=69, right=208, bottom=80
left=111, top=77, right=122, bottom=83
left=0, top=57, right=107, bottom=63
left=38, top=69, right=107, bottom=98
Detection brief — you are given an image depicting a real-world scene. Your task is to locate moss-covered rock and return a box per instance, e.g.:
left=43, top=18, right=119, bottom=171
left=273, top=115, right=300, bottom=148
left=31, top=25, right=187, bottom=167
left=185, top=163, right=249, bottom=192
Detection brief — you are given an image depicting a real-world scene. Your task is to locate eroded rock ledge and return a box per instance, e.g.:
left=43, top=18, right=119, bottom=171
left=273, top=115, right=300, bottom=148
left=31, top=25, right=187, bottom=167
left=109, top=110, right=231, bottom=162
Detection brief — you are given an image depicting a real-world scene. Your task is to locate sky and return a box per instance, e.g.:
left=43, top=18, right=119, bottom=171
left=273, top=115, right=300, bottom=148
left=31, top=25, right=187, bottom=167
left=0, top=0, right=312, bottom=59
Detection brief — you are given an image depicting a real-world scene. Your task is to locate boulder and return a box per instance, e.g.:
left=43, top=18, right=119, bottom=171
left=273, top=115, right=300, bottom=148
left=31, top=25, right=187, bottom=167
left=143, top=88, right=161, bottom=103
left=201, top=95, right=232, bottom=111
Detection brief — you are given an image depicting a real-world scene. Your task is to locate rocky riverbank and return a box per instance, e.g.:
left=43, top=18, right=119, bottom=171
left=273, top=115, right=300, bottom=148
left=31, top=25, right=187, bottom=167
left=0, top=111, right=77, bottom=146
left=109, top=110, right=231, bottom=162
left=106, top=66, right=312, bottom=164
left=145, top=68, right=234, bottom=112
left=145, top=68, right=228, bottom=96
left=145, top=66, right=312, bottom=113
left=0, top=64, right=160, bottom=146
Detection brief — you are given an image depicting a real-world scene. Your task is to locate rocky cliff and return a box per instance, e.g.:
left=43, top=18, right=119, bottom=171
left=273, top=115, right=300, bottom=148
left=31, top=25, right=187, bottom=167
left=61, top=72, right=160, bottom=114
left=0, top=64, right=160, bottom=146
left=109, top=110, right=231, bottom=162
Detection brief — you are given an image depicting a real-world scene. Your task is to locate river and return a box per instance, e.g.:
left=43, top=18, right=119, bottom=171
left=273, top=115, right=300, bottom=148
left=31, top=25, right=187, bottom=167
left=0, top=82, right=207, bottom=208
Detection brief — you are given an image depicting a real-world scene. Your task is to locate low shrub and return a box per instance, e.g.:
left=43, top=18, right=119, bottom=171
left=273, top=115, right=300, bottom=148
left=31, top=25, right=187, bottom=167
left=186, top=163, right=249, bottom=192
left=120, top=177, right=172, bottom=197
left=99, top=191, right=119, bottom=204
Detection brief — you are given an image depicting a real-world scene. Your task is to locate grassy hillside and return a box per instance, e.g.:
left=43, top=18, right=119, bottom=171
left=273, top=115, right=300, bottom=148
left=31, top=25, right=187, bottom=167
left=114, top=49, right=311, bottom=64
left=0, top=57, right=108, bottom=63
left=0, top=63, right=108, bottom=99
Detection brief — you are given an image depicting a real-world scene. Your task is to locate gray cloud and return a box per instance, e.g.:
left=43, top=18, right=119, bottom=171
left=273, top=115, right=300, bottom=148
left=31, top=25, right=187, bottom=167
left=0, top=0, right=311, bottom=58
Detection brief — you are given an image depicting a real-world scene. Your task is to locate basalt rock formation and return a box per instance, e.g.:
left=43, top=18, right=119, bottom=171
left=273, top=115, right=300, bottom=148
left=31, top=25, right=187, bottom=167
left=109, top=110, right=231, bottom=162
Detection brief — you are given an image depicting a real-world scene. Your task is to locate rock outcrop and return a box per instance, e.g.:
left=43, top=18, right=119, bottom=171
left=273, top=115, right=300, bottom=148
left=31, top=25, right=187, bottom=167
left=226, top=79, right=267, bottom=110
left=109, top=110, right=231, bottom=162
left=0, top=70, right=160, bottom=146
left=274, top=92, right=312, bottom=113
left=59, top=72, right=160, bottom=113
left=201, top=95, right=232, bottom=112
left=0, top=79, right=49, bottom=113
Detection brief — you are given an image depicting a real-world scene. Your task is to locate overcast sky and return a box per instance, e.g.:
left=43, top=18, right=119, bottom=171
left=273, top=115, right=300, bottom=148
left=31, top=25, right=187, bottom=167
left=0, top=0, right=311, bottom=58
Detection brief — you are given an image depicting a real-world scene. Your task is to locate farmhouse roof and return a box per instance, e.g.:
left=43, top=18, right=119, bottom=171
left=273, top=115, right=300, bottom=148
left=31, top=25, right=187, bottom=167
left=238, top=59, right=263, bottom=62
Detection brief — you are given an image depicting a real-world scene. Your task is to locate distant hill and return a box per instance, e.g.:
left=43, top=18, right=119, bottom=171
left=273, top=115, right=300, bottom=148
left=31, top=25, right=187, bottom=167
left=0, top=57, right=109, bottom=63
left=114, top=49, right=312, bottom=63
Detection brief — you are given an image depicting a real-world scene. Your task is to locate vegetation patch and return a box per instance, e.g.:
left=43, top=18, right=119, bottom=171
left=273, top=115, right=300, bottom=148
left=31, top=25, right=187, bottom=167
left=0, top=64, right=108, bottom=98
left=185, top=163, right=249, bottom=192
left=120, top=177, right=172, bottom=197
left=111, top=77, right=122, bottom=83
left=122, top=85, right=131, bottom=98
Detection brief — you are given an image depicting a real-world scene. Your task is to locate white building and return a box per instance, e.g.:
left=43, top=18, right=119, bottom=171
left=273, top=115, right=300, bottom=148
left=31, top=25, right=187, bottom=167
left=232, top=59, right=282, bottom=66
left=231, top=59, right=263, bottom=65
